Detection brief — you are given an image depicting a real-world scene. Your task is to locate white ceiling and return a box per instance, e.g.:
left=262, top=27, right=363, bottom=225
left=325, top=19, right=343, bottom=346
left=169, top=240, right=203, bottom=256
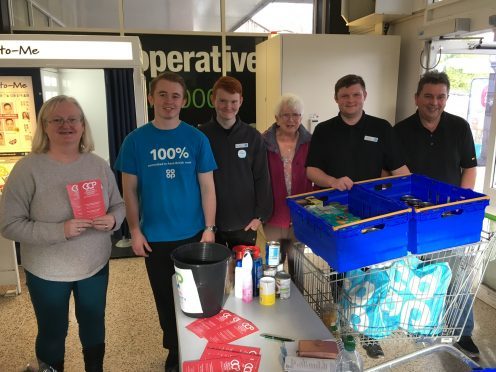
left=15, top=0, right=313, bottom=32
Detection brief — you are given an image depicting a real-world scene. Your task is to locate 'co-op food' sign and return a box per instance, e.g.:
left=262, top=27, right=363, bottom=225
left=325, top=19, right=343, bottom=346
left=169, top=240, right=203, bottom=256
left=134, top=34, right=265, bottom=126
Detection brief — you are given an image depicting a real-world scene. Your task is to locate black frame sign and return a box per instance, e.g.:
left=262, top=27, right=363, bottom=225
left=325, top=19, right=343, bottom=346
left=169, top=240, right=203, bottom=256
left=134, top=34, right=266, bottom=127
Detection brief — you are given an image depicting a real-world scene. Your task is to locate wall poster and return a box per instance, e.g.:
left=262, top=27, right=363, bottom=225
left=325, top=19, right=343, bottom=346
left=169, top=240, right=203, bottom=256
left=0, top=75, right=35, bottom=192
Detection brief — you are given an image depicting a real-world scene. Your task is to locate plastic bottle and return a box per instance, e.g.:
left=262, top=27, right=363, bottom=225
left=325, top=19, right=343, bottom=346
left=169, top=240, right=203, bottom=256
left=234, top=260, right=243, bottom=299
left=251, top=246, right=263, bottom=297
left=241, top=251, right=253, bottom=303
left=336, top=336, right=363, bottom=372
left=322, top=302, right=341, bottom=340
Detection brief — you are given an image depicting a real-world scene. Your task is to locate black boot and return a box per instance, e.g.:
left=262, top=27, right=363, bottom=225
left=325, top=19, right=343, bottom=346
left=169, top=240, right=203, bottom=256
left=37, top=359, right=64, bottom=372
left=83, top=343, right=105, bottom=372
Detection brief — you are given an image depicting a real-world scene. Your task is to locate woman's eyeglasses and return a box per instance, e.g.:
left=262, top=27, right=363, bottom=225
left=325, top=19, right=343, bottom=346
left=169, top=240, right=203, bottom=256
left=279, top=113, right=301, bottom=120
left=47, top=117, right=82, bottom=126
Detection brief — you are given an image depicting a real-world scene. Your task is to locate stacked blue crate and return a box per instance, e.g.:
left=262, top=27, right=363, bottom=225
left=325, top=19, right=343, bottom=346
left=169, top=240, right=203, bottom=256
left=357, top=174, right=490, bottom=254
left=287, top=186, right=411, bottom=272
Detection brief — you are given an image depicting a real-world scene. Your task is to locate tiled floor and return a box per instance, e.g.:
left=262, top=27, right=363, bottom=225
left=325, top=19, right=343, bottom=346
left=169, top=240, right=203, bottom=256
left=1, top=256, right=495, bottom=371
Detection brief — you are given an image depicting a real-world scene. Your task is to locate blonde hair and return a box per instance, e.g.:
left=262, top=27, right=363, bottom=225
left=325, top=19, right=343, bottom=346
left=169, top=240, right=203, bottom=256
left=32, top=95, right=95, bottom=154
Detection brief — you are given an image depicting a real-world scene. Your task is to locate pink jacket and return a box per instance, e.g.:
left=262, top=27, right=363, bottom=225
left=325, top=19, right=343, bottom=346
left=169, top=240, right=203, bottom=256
left=262, top=124, right=314, bottom=228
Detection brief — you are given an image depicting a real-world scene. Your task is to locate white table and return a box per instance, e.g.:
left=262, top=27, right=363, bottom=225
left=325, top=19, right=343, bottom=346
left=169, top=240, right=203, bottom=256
left=173, top=278, right=333, bottom=371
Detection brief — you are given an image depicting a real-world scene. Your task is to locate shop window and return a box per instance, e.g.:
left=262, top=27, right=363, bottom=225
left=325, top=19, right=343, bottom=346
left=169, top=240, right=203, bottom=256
left=123, top=0, right=221, bottom=32
left=433, top=31, right=496, bottom=198
left=232, top=2, right=313, bottom=33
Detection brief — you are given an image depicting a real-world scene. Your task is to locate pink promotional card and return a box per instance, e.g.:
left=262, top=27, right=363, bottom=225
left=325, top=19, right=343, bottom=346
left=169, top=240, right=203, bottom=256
left=202, top=318, right=258, bottom=344
left=184, top=310, right=260, bottom=370
left=66, top=179, right=105, bottom=219
left=186, top=310, right=242, bottom=338
left=201, top=342, right=260, bottom=359
left=183, top=353, right=260, bottom=372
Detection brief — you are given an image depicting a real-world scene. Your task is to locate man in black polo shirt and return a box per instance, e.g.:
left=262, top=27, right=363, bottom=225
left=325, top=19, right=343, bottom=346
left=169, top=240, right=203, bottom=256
left=394, top=70, right=477, bottom=187
left=395, top=70, right=478, bottom=357
left=306, top=74, right=409, bottom=359
left=306, top=74, right=409, bottom=189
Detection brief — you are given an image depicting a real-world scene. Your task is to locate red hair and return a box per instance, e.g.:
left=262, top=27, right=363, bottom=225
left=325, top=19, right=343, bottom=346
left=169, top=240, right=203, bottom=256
left=212, top=76, right=243, bottom=98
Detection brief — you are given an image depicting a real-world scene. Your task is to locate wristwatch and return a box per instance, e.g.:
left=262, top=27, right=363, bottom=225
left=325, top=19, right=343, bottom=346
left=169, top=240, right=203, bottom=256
left=257, top=217, right=265, bottom=224
left=205, top=225, right=217, bottom=233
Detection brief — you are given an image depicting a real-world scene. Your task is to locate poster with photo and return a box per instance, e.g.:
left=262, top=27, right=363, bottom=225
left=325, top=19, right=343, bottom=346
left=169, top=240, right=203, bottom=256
left=0, top=76, right=37, bottom=154
left=0, top=156, right=21, bottom=194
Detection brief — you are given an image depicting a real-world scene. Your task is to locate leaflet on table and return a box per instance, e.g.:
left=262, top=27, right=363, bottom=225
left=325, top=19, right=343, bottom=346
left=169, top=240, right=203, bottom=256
left=283, top=342, right=336, bottom=372
left=200, top=342, right=260, bottom=359
left=186, top=309, right=240, bottom=338
left=183, top=342, right=261, bottom=372
left=284, top=355, right=335, bottom=372
left=183, top=354, right=259, bottom=372
left=66, top=179, right=105, bottom=219
left=186, top=309, right=258, bottom=343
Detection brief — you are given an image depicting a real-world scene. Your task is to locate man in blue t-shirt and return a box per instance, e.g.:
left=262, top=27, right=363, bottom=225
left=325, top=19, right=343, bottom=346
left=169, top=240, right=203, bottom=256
left=115, top=72, right=217, bottom=372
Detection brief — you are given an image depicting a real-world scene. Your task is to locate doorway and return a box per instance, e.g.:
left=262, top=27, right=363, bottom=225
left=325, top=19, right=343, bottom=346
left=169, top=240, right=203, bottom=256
left=430, top=30, right=496, bottom=302
left=432, top=31, right=496, bottom=193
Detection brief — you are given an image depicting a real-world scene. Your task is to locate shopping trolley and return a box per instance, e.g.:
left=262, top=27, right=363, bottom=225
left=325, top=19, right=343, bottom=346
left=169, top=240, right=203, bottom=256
left=289, top=232, right=496, bottom=371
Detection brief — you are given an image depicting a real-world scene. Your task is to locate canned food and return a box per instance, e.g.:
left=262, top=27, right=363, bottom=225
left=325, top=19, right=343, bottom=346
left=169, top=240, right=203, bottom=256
left=275, top=271, right=291, bottom=299
left=263, top=264, right=277, bottom=277
left=259, top=277, right=276, bottom=306
left=266, top=241, right=280, bottom=266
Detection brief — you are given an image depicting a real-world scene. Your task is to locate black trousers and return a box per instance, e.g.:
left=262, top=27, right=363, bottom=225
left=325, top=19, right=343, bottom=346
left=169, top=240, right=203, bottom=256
left=145, top=231, right=203, bottom=350
left=215, top=228, right=257, bottom=249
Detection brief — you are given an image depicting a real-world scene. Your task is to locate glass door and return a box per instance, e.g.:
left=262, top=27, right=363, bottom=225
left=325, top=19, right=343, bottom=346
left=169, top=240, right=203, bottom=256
left=431, top=31, right=496, bottom=194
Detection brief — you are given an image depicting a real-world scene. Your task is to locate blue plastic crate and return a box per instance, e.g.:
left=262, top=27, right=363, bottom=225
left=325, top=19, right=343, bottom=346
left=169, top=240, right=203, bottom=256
left=358, top=174, right=490, bottom=254
left=287, top=187, right=411, bottom=272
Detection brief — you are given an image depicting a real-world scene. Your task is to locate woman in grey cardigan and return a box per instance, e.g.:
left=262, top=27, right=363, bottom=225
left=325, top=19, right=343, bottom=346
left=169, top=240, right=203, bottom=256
left=0, top=95, right=125, bottom=372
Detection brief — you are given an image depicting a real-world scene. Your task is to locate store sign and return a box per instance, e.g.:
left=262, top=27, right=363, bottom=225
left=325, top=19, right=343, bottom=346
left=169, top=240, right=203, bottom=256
left=0, top=40, right=133, bottom=60
left=135, top=34, right=265, bottom=126
left=142, top=44, right=256, bottom=77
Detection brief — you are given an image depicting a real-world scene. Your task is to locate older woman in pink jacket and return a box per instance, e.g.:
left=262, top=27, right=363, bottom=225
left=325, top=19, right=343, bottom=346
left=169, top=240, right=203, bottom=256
left=262, top=94, right=313, bottom=267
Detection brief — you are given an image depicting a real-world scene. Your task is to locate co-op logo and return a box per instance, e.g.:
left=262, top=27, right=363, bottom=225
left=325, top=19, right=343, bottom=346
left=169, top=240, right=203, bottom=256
left=72, top=181, right=97, bottom=192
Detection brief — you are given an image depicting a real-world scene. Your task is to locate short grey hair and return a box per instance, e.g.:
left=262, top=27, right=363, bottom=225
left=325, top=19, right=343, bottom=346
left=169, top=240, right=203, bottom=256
left=274, top=93, right=304, bottom=117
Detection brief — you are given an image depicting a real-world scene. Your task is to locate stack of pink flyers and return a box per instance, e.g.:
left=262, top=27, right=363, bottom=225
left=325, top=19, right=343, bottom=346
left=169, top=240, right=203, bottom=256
left=186, top=309, right=259, bottom=344
left=184, top=309, right=261, bottom=371
left=183, top=342, right=261, bottom=372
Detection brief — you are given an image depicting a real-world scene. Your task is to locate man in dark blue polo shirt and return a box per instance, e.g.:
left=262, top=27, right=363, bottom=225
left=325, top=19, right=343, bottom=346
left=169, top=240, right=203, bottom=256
left=306, top=74, right=410, bottom=358
left=395, top=70, right=478, bottom=357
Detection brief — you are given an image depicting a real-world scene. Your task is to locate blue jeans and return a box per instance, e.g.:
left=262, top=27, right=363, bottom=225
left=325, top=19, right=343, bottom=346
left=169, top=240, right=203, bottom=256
left=26, top=264, right=109, bottom=366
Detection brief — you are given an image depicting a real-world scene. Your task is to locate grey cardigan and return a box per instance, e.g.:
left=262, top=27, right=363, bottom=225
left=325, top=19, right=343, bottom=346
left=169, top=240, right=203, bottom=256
left=0, top=153, right=125, bottom=281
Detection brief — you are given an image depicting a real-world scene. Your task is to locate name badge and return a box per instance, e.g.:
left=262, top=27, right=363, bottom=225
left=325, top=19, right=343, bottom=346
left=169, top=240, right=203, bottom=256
left=235, top=143, right=248, bottom=149
left=364, top=135, right=378, bottom=143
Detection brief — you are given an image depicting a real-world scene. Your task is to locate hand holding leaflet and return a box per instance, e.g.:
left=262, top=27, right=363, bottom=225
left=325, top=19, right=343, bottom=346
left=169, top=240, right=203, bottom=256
left=66, top=179, right=106, bottom=219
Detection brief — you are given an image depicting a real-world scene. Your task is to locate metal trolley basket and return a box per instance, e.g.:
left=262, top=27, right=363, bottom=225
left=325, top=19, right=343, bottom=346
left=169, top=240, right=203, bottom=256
left=289, top=231, right=496, bottom=371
